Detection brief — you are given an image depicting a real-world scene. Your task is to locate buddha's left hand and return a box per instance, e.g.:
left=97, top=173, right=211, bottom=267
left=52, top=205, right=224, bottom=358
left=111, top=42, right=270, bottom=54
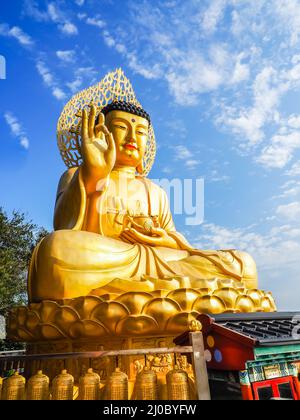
left=120, top=227, right=179, bottom=249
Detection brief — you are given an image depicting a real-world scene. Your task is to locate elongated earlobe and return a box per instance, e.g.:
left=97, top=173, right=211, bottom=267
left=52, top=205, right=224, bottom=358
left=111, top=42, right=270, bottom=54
left=136, top=161, right=144, bottom=175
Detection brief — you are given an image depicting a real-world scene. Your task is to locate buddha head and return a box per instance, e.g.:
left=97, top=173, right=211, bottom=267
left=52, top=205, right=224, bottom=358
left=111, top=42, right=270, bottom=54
left=101, top=101, right=150, bottom=174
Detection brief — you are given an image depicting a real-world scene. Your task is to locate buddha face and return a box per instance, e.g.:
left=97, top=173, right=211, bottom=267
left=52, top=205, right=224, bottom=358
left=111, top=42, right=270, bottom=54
left=105, top=110, right=149, bottom=169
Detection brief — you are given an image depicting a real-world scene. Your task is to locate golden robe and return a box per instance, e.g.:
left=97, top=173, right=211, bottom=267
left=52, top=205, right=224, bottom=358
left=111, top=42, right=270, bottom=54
left=28, top=168, right=257, bottom=303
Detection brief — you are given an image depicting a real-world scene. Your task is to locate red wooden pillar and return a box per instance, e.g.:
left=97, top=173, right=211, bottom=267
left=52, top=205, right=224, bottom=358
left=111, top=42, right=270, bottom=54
left=239, top=370, right=254, bottom=400
left=291, top=364, right=300, bottom=400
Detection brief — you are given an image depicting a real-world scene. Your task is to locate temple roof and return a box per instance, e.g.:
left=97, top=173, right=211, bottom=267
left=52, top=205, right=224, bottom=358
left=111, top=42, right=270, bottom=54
left=209, top=312, right=300, bottom=347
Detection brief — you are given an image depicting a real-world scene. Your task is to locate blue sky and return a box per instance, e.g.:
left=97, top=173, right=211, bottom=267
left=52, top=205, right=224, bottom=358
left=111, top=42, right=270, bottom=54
left=1, top=0, right=300, bottom=310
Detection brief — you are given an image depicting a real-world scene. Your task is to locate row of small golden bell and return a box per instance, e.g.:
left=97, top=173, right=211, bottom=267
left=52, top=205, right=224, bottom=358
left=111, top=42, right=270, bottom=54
left=53, top=368, right=102, bottom=400
left=27, top=370, right=50, bottom=400
left=1, top=371, right=26, bottom=400
left=52, top=369, right=74, bottom=400
left=135, top=365, right=158, bottom=400
left=1, top=365, right=190, bottom=401
left=1, top=368, right=101, bottom=401
left=1, top=371, right=50, bottom=401
left=78, top=368, right=101, bottom=400
left=166, top=364, right=190, bottom=400
left=106, top=367, right=128, bottom=400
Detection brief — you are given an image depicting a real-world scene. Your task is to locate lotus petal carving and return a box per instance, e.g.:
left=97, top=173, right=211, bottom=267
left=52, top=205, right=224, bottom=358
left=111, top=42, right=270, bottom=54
left=6, top=277, right=277, bottom=342
left=235, top=295, right=256, bottom=313
left=116, top=292, right=153, bottom=314
left=166, top=311, right=200, bottom=334
left=69, top=320, right=109, bottom=339
left=116, top=315, right=159, bottom=336
left=40, top=323, right=67, bottom=340
left=91, top=301, right=130, bottom=333
left=67, top=295, right=104, bottom=318
left=142, top=298, right=181, bottom=330
left=192, top=295, right=227, bottom=314
left=167, top=289, right=201, bottom=311
left=213, top=288, right=240, bottom=310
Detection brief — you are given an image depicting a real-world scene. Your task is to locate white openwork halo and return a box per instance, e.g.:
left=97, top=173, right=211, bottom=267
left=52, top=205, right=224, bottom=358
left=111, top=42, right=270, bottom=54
left=57, top=68, right=156, bottom=177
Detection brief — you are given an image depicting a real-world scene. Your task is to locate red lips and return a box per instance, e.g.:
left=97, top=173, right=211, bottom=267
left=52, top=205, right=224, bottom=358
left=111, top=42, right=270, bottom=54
left=124, top=143, right=138, bottom=150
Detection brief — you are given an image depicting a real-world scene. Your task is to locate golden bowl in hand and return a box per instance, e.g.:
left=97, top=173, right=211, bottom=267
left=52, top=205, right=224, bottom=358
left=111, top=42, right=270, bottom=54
left=124, top=215, right=155, bottom=236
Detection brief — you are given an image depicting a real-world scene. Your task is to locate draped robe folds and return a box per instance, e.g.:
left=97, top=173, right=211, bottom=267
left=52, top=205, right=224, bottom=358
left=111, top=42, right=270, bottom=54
left=28, top=167, right=258, bottom=302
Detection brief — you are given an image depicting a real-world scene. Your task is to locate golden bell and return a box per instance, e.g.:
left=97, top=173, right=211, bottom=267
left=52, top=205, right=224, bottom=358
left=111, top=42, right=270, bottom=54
left=78, top=368, right=100, bottom=400
left=106, top=367, right=128, bottom=400
left=27, top=370, right=50, bottom=400
left=166, top=365, right=190, bottom=400
left=2, top=371, right=26, bottom=400
left=51, top=369, right=74, bottom=400
left=135, top=366, right=158, bottom=400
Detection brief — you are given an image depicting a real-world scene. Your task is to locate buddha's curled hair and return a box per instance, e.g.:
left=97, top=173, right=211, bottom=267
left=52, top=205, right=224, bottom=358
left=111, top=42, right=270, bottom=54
left=101, top=100, right=151, bottom=124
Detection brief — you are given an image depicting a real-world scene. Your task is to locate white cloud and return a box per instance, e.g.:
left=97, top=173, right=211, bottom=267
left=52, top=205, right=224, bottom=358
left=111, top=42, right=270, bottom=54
left=209, top=169, right=230, bottom=183
left=23, top=0, right=49, bottom=21
left=47, top=2, right=60, bottom=21
left=192, top=222, right=300, bottom=270
left=24, top=1, right=78, bottom=36
left=217, top=55, right=300, bottom=165
left=4, top=112, right=30, bottom=149
left=286, top=161, right=300, bottom=177
left=85, top=0, right=300, bottom=174
left=164, top=119, right=187, bottom=139
left=201, top=0, right=227, bottom=34
left=274, top=0, right=300, bottom=46
left=52, top=87, right=66, bottom=100
left=277, top=180, right=300, bottom=198
left=4, top=113, right=23, bottom=136
left=186, top=160, right=199, bottom=169
left=188, top=220, right=300, bottom=309
left=86, top=17, right=106, bottom=29
left=60, top=22, right=78, bottom=35
left=86, top=22, right=162, bottom=80
left=76, top=66, right=98, bottom=80
left=56, top=50, right=75, bottom=63
left=230, top=59, right=250, bottom=84
left=36, top=60, right=66, bottom=100
left=75, top=0, right=85, bottom=5
left=166, top=52, right=224, bottom=105
left=36, top=60, right=54, bottom=85
left=20, top=137, right=29, bottom=149
left=67, top=78, right=82, bottom=93
left=170, top=145, right=201, bottom=169
left=172, top=145, right=193, bottom=160
left=102, top=30, right=116, bottom=48
left=230, top=9, right=243, bottom=35
left=257, top=131, right=300, bottom=169
left=66, top=66, right=98, bottom=94
left=287, top=114, right=300, bottom=129
left=292, top=54, right=300, bottom=64
left=127, top=52, right=162, bottom=80
left=276, top=201, right=300, bottom=221
left=220, top=67, right=288, bottom=147
left=0, top=23, right=34, bottom=47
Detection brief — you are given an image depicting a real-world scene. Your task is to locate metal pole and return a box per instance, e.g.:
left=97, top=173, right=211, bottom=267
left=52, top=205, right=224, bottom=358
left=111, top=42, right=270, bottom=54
left=189, top=332, right=211, bottom=400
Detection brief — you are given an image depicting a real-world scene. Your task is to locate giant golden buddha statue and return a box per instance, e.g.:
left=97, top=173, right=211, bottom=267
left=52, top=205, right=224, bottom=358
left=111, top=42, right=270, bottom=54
left=7, top=68, right=276, bottom=373
left=28, top=69, right=259, bottom=304
left=5, top=69, right=277, bottom=400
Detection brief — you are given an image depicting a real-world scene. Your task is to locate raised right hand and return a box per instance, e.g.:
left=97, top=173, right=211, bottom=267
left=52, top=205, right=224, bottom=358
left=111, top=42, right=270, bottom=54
left=81, top=105, right=116, bottom=181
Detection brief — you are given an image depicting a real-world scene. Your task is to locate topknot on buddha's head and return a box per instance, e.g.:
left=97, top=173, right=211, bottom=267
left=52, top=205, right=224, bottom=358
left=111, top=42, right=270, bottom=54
left=101, top=100, right=151, bottom=125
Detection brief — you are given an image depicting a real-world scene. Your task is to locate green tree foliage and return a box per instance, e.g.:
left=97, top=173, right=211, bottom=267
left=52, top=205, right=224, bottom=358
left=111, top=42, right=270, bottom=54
left=0, top=207, right=49, bottom=318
